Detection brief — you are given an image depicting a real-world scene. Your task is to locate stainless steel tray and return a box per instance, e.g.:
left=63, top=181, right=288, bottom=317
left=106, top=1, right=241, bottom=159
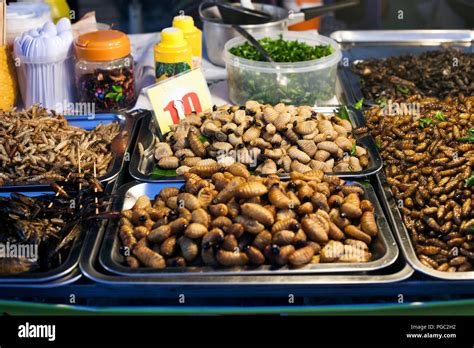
left=0, top=179, right=115, bottom=283
left=0, top=112, right=140, bottom=191
left=0, top=268, right=82, bottom=288
left=0, top=190, right=86, bottom=283
left=331, top=30, right=473, bottom=106
left=129, top=106, right=382, bottom=182
left=98, top=179, right=398, bottom=277
left=375, top=172, right=474, bottom=280
left=331, top=30, right=473, bottom=45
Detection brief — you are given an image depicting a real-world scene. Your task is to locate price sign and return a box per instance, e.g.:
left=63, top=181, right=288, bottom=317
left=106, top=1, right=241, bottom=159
left=146, top=68, right=213, bottom=134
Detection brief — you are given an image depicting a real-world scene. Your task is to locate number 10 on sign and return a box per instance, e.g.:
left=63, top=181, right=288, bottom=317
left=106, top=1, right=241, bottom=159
left=146, top=68, right=213, bottom=134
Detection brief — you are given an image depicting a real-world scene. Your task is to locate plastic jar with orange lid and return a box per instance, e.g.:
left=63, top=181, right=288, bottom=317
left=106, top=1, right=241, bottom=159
left=74, top=30, right=136, bottom=111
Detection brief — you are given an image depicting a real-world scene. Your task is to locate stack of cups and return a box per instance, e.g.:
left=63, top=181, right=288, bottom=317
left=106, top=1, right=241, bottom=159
left=13, top=18, right=74, bottom=112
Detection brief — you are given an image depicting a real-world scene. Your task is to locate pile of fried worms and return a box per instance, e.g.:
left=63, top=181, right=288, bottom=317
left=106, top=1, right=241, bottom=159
left=0, top=106, right=121, bottom=185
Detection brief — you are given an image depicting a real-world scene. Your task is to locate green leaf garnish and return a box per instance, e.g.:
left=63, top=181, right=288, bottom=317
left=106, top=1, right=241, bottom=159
left=458, top=129, right=474, bottom=142
left=465, top=174, right=474, bottom=187
left=375, top=142, right=381, bottom=150
left=434, top=111, right=445, bottom=121
left=151, top=167, right=177, bottom=178
left=336, top=106, right=350, bottom=121
left=396, top=86, right=410, bottom=94
left=354, top=98, right=364, bottom=110
left=198, top=134, right=208, bottom=143
left=350, top=142, right=357, bottom=156
left=105, top=92, right=116, bottom=99
left=419, top=117, right=432, bottom=128
left=375, top=98, right=386, bottom=108
left=112, top=85, right=122, bottom=93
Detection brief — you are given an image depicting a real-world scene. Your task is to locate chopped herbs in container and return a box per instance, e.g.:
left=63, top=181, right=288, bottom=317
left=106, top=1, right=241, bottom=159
left=225, top=33, right=341, bottom=106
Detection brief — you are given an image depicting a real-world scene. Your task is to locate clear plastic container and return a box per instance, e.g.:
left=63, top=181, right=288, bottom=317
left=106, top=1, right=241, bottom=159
left=74, top=30, right=136, bottom=111
left=224, top=31, right=342, bottom=106
left=15, top=52, right=75, bottom=112
left=75, top=55, right=135, bottom=111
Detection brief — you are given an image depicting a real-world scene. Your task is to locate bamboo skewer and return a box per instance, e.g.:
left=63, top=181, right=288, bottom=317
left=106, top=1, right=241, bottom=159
left=93, top=160, right=99, bottom=215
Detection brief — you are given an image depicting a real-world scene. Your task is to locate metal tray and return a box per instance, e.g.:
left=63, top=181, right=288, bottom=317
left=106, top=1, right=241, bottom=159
left=333, top=30, right=473, bottom=105
left=331, top=30, right=473, bottom=106
left=331, top=30, right=473, bottom=45
left=129, top=106, right=383, bottom=182
left=0, top=112, right=139, bottom=191
left=0, top=268, right=82, bottom=288
left=98, top=179, right=398, bottom=277
left=0, top=179, right=115, bottom=283
left=375, top=172, right=474, bottom=281
left=82, top=217, right=411, bottom=285
left=0, top=190, right=86, bottom=283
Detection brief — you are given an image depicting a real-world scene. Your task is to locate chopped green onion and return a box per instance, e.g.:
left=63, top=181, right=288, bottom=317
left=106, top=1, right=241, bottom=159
left=396, top=86, right=410, bottom=94
left=354, top=98, right=364, bottom=110
left=419, top=117, right=432, bottom=128
left=229, top=34, right=333, bottom=63
left=434, top=111, right=445, bottom=121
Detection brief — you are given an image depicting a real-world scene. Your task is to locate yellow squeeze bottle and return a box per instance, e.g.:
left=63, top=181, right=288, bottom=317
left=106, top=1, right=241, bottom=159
left=45, top=0, right=70, bottom=23
left=172, top=15, right=202, bottom=68
left=154, top=27, right=192, bottom=82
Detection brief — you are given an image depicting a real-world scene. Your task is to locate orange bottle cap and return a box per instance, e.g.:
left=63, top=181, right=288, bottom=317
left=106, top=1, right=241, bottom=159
left=75, top=30, right=131, bottom=61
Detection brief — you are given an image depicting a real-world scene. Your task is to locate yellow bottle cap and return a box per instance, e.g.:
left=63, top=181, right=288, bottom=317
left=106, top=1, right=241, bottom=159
left=160, top=27, right=188, bottom=47
left=172, top=15, right=195, bottom=33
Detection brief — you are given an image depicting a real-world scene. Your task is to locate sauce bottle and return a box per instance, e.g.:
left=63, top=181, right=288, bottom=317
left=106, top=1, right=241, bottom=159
left=154, top=27, right=192, bottom=82
left=45, top=0, right=70, bottom=23
left=172, top=15, right=202, bottom=68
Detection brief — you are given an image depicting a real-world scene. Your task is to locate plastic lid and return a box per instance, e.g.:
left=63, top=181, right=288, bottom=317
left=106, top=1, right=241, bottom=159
left=160, top=27, right=187, bottom=47
left=74, top=29, right=130, bottom=61
left=172, top=15, right=195, bottom=33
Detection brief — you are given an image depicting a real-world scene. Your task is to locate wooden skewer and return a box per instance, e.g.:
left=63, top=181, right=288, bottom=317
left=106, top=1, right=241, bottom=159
left=93, top=160, right=99, bottom=215
left=78, top=148, right=83, bottom=209
left=48, top=172, right=72, bottom=209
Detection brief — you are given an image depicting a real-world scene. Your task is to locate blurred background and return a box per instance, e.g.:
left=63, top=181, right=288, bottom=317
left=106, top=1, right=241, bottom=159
left=5, top=0, right=473, bottom=35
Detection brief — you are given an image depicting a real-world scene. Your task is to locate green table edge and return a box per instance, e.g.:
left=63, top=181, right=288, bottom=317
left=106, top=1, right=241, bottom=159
left=0, top=299, right=473, bottom=315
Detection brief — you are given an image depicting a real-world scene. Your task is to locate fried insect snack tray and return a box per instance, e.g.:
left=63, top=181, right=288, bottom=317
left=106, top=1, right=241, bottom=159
left=0, top=112, right=134, bottom=191
left=129, top=106, right=382, bottom=182
left=99, top=178, right=398, bottom=276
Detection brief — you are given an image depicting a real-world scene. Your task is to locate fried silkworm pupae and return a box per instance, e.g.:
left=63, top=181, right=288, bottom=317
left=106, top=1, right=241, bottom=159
left=117, top=169, right=380, bottom=269
left=364, top=95, right=474, bottom=272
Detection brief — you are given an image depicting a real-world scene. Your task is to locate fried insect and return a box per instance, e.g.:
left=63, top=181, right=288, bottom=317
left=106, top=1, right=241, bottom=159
left=216, top=249, right=248, bottom=266
left=118, top=169, right=380, bottom=269
left=132, top=245, right=166, bottom=269
left=152, top=103, right=371, bottom=176
left=364, top=95, right=474, bottom=272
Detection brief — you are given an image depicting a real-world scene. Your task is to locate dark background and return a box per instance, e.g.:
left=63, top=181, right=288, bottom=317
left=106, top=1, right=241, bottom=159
left=6, top=0, right=474, bottom=34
